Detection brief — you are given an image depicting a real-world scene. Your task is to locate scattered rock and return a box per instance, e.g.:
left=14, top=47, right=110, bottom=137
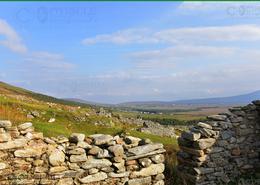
left=18, top=122, right=32, bottom=130
left=48, top=118, right=56, bottom=123
left=49, top=149, right=65, bottom=166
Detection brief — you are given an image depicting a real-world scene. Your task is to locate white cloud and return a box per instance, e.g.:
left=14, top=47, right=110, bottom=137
left=82, top=24, right=260, bottom=45
left=131, top=45, right=235, bottom=61
left=0, top=19, right=27, bottom=54
left=155, top=25, right=260, bottom=43
left=24, top=51, right=75, bottom=70
left=0, top=18, right=75, bottom=71
left=129, top=45, right=237, bottom=74
left=82, top=28, right=158, bottom=45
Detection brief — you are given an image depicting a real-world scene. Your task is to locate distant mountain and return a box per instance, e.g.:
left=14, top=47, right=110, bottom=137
left=119, top=90, right=260, bottom=107
left=63, top=98, right=111, bottom=107
left=173, top=90, right=260, bottom=105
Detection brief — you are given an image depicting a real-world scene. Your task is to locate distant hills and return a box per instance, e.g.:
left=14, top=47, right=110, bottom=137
left=63, top=98, right=109, bottom=107
left=2, top=81, right=259, bottom=108
left=118, top=90, right=260, bottom=107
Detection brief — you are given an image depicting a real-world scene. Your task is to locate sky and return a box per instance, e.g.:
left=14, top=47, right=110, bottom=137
left=1, top=2, right=260, bottom=104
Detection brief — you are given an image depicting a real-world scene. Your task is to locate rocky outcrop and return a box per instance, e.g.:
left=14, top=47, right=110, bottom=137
left=139, top=120, right=176, bottom=138
left=0, top=120, right=165, bottom=184
left=177, top=101, right=260, bottom=184
left=116, top=114, right=176, bottom=138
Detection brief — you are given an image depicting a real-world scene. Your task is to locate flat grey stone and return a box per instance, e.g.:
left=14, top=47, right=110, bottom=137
left=128, top=143, right=163, bottom=156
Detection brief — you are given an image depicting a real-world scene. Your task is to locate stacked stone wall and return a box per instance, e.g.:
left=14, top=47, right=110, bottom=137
left=177, top=101, right=260, bottom=184
left=0, top=121, right=166, bottom=185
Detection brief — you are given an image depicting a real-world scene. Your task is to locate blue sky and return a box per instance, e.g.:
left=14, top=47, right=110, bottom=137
left=1, top=2, right=260, bottom=103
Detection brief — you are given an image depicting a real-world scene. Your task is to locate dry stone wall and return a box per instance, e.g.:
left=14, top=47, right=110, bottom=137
left=0, top=121, right=166, bottom=185
left=177, top=101, right=260, bottom=185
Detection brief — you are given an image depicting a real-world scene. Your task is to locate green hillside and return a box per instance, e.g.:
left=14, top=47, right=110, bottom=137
left=0, top=81, right=178, bottom=146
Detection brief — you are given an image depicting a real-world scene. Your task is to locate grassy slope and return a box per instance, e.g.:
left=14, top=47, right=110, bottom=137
left=0, top=81, right=178, bottom=146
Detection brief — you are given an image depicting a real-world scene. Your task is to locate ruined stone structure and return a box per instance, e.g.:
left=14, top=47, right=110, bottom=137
left=177, top=101, right=260, bottom=185
left=0, top=121, right=165, bottom=185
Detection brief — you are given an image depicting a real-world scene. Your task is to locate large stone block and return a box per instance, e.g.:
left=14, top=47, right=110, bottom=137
left=193, top=138, right=216, bottom=150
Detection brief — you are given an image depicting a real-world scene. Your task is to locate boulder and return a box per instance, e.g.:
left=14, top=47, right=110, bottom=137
left=48, top=118, right=56, bottom=123
left=70, top=154, right=88, bottom=163
left=151, top=154, right=165, bottom=164
left=0, top=162, right=6, bottom=170
left=90, top=134, right=114, bottom=145
left=113, top=161, right=125, bottom=172
left=0, top=120, right=12, bottom=128
left=49, top=149, right=65, bottom=166
left=89, top=168, right=99, bottom=174
left=97, top=149, right=111, bottom=158
left=77, top=141, right=92, bottom=149
left=0, top=138, right=27, bottom=150
left=18, top=122, right=32, bottom=130
left=197, top=122, right=212, bottom=129
left=207, top=115, right=227, bottom=121
left=126, top=148, right=166, bottom=160
left=14, top=148, right=42, bottom=158
left=66, top=148, right=85, bottom=155
left=139, top=158, right=152, bottom=167
left=81, top=158, right=112, bottom=169
left=128, top=143, right=163, bottom=156
left=56, top=178, right=74, bottom=185
left=0, top=133, right=11, bottom=142
left=130, top=163, right=165, bottom=178
left=49, top=166, right=67, bottom=174
left=88, top=146, right=102, bottom=155
left=108, top=144, right=124, bottom=157
left=78, top=172, right=108, bottom=183
left=124, top=136, right=141, bottom=146
left=69, top=133, right=85, bottom=143
left=181, top=131, right=201, bottom=141
left=193, top=138, right=216, bottom=150
left=108, top=172, right=129, bottom=178
left=128, top=177, right=152, bottom=185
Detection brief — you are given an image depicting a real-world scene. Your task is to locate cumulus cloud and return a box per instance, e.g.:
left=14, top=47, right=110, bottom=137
left=155, top=25, right=260, bottom=43
left=82, top=28, right=158, bottom=45
left=0, top=19, right=27, bottom=54
left=25, top=51, right=75, bottom=70
left=82, top=25, right=260, bottom=45
left=131, top=45, right=235, bottom=61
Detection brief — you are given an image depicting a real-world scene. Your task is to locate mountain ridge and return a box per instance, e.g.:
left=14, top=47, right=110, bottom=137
left=117, top=90, right=260, bottom=107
